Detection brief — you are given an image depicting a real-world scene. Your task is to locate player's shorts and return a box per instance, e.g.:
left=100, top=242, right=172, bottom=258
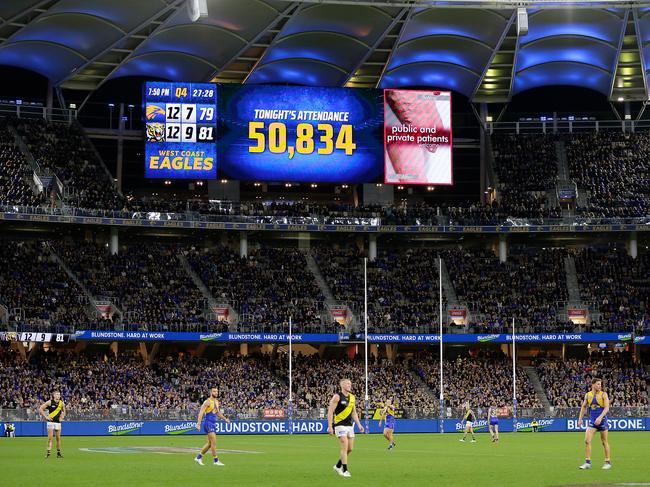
left=588, top=419, right=609, bottom=432
left=334, top=425, right=355, bottom=438
left=203, top=422, right=217, bottom=434
left=489, top=419, right=499, bottom=426
left=384, top=418, right=396, bottom=430
left=47, top=422, right=61, bottom=431
left=465, top=421, right=473, bottom=428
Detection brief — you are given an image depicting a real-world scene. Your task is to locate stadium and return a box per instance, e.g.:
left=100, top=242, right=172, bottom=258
left=0, top=0, right=649, bottom=485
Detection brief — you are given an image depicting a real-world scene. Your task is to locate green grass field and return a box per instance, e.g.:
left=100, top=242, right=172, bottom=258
left=1, top=432, right=649, bottom=486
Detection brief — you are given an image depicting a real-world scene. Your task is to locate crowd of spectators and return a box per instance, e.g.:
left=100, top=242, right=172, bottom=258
left=186, top=246, right=327, bottom=331
left=444, top=248, right=568, bottom=330
left=0, top=348, right=284, bottom=416
left=314, top=246, right=447, bottom=332
left=573, top=247, right=650, bottom=332
left=0, top=119, right=46, bottom=207
left=53, top=241, right=216, bottom=331
left=14, top=118, right=124, bottom=211
left=1, top=347, right=646, bottom=419
left=566, top=132, right=650, bottom=218
left=536, top=351, right=648, bottom=409
left=412, top=351, right=542, bottom=409
left=0, top=240, right=99, bottom=332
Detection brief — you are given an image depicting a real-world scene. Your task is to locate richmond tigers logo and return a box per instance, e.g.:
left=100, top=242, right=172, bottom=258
left=146, top=123, right=165, bottom=142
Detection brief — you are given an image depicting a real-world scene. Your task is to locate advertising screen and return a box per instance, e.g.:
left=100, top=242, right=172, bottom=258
left=384, top=89, right=452, bottom=185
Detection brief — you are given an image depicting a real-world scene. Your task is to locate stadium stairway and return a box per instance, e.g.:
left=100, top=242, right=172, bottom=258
left=176, top=252, right=238, bottom=328
left=409, top=364, right=440, bottom=404
left=305, top=252, right=357, bottom=327
left=7, top=124, right=61, bottom=205
left=46, top=242, right=118, bottom=323
left=563, top=255, right=582, bottom=305
left=554, top=140, right=570, bottom=180
left=523, top=366, right=552, bottom=412
left=439, top=258, right=459, bottom=306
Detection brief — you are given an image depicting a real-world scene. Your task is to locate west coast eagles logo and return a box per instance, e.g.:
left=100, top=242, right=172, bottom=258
left=146, top=123, right=165, bottom=142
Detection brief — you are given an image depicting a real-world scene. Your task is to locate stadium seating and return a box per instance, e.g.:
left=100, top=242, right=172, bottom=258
left=0, top=119, right=45, bottom=207
left=443, top=248, right=569, bottom=331
left=314, top=247, right=447, bottom=333
left=14, top=118, right=123, bottom=211
left=413, top=352, right=542, bottom=409
left=53, top=241, right=217, bottom=331
left=573, top=247, right=650, bottom=332
left=536, top=352, right=648, bottom=409
left=566, top=132, right=650, bottom=218
left=186, top=246, right=328, bottom=332
left=0, top=240, right=102, bottom=332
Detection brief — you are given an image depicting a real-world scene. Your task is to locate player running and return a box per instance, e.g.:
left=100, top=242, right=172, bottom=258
left=327, top=378, right=365, bottom=478
left=195, top=387, right=230, bottom=467
left=578, top=377, right=612, bottom=470
left=378, top=397, right=396, bottom=450
left=488, top=405, right=499, bottom=443
left=459, top=402, right=476, bottom=443
left=38, top=390, right=65, bottom=458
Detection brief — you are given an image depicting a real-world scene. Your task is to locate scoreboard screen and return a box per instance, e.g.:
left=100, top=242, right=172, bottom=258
left=144, top=81, right=217, bottom=179
left=142, top=82, right=452, bottom=184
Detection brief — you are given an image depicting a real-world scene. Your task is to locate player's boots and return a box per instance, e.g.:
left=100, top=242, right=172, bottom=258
left=57, top=451, right=63, bottom=459
left=45, top=451, right=51, bottom=459
left=579, top=462, right=592, bottom=470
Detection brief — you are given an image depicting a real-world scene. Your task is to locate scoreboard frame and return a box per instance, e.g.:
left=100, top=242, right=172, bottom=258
left=143, top=81, right=218, bottom=179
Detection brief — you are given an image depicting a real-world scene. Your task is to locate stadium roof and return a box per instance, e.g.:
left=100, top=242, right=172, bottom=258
left=1, top=0, right=650, bottom=104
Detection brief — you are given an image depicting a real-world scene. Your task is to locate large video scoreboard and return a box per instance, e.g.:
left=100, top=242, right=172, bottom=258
left=143, top=82, right=452, bottom=185
left=144, top=82, right=217, bottom=179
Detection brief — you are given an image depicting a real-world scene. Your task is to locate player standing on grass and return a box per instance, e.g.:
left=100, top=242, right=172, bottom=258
left=488, top=405, right=499, bottom=443
left=195, top=387, right=230, bottom=467
left=327, top=378, right=364, bottom=478
left=578, top=378, right=612, bottom=470
left=39, top=390, right=65, bottom=458
left=378, top=397, right=396, bottom=450
left=459, top=402, right=476, bottom=443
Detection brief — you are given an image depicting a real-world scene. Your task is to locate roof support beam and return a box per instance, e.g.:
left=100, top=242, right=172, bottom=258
left=375, top=7, right=415, bottom=88
left=471, top=10, right=516, bottom=101
left=58, top=0, right=185, bottom=88
left=243, top=3, right=307, bottom=83
left=633, top=8, right=649, bottom=99
left=609, top=9, right=630, bottom=100
left=343, top=7, right=409, bottom=87
left=77, top=0, right=185, bottom=112
left=0, top=0, right=53, bottom=38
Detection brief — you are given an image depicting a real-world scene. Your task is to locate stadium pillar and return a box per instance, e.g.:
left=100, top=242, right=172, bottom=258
left=109, top=341, right=118, bottom=358
left=298, top=232, right=310, bottom=251
left=27, top=342, right=41, bottom=362
left=498, top=234, right=508, bottom=263
left=149, top=343, right=160, bottom=364
left=138, top=342, right=148, bottom=364
left=110, top=227, right=119, bottom=255
left=479, top=103, right=487, bottom=202
left=240, top=343, right=249, bottom=357
left=10, top=342, right=27, bottom=362
left=46, top=80, right=54, bottom=120
left=318, top=344, right=326, bottom=358
left=628, top=232, right=638, bottom=259
left=368, top=234, right=377, bottom=261
left=116, top=103, right=125, bottom=192
left=240, top=232, right=248, bottom=258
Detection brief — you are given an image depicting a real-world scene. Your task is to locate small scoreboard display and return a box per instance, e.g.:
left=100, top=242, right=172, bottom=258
left=143, top=81, right=217, bottom=179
